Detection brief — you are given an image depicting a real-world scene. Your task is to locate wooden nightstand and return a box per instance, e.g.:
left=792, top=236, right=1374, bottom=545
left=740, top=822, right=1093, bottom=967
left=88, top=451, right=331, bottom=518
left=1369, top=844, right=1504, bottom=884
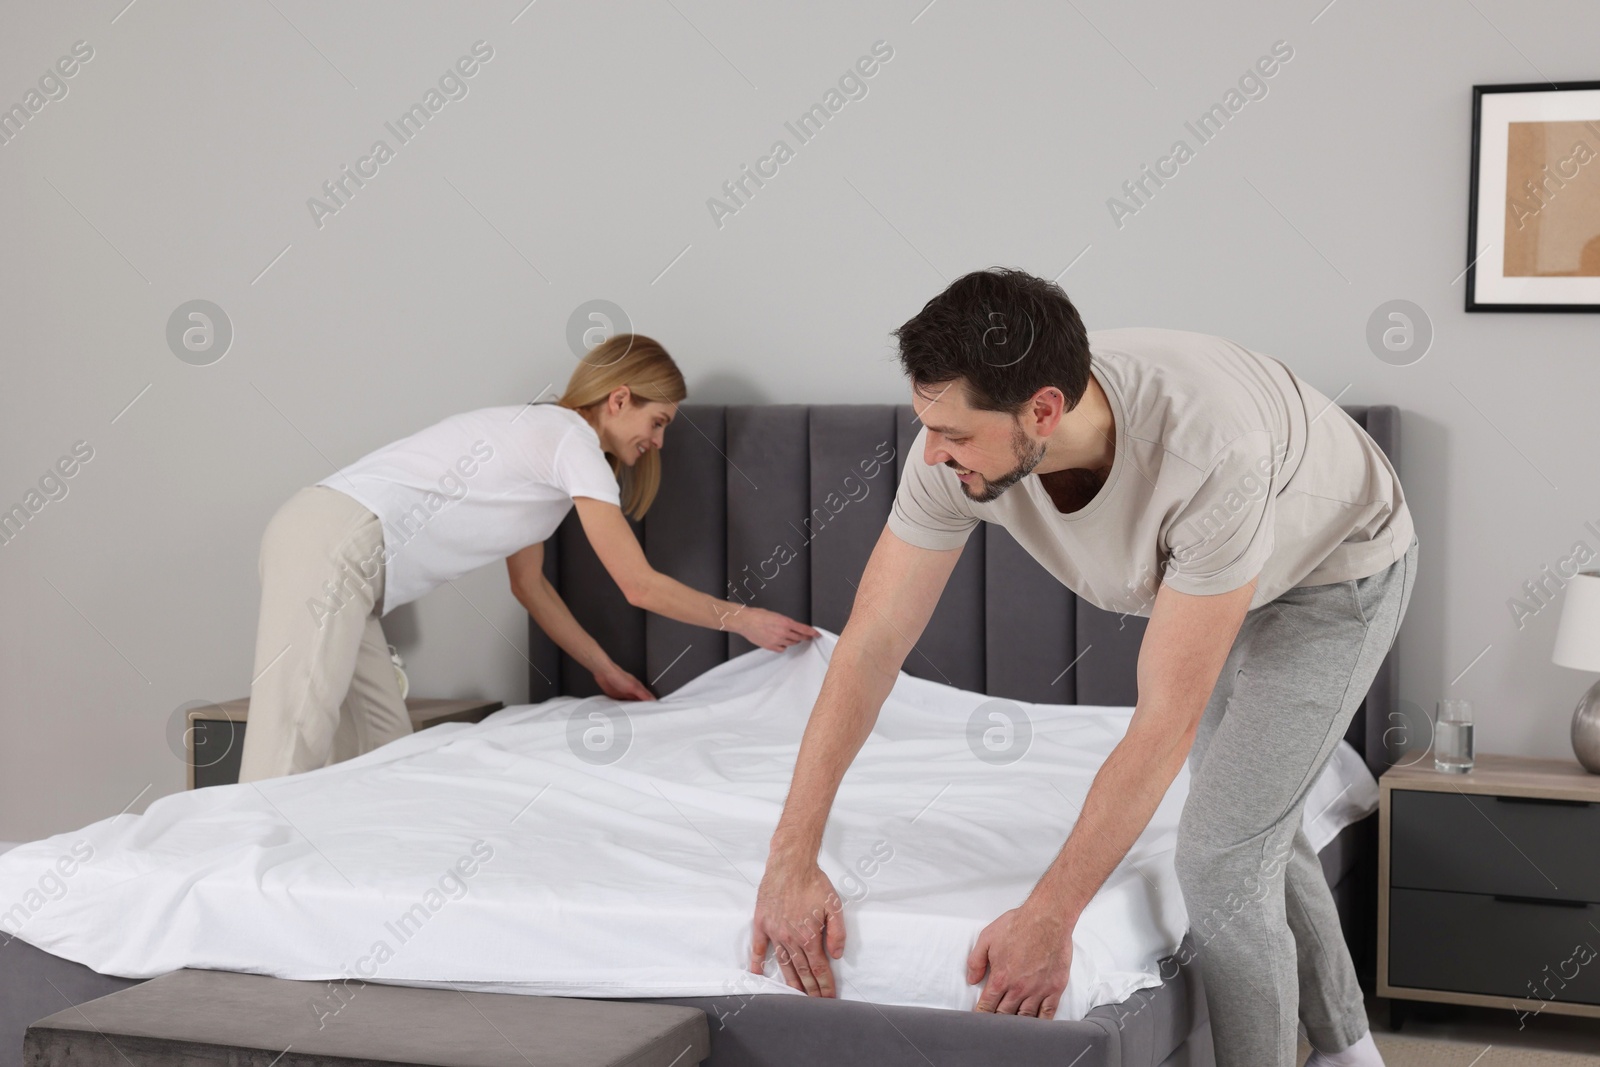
left=1379, top=753, right=1600, bottom=1025
left=185, top=698, right=503, bottom=790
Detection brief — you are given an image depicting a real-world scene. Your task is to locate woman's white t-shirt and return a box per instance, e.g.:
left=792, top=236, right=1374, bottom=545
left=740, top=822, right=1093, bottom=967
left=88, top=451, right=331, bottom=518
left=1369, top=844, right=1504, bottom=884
left=317, top=403, right=622, bottom=615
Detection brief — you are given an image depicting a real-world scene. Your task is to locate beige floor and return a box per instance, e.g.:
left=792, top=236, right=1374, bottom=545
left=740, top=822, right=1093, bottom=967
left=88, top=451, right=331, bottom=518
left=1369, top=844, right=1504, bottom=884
left=1295, top=998, right=1600, bottom=1065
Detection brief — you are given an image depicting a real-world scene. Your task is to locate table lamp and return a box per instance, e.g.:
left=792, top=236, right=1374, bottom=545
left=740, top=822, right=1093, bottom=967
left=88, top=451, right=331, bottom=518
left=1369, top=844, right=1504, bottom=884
left=1553, top=569, right=1600, bottom=773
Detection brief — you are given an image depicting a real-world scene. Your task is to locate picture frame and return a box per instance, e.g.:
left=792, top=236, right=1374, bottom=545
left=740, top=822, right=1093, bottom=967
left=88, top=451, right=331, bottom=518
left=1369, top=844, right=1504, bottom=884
left=1466, top=80, right=1600, bottom=312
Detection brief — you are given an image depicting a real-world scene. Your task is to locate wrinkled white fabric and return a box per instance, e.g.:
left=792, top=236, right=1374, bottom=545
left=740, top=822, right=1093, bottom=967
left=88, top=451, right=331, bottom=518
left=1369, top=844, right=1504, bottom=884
left=0, top=630, right=1375, bottom=1019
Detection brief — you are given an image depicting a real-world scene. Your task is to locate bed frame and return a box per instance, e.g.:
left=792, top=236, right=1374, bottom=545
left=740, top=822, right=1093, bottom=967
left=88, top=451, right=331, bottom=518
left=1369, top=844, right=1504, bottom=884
left=0, top=403, right=1405, bottom=1067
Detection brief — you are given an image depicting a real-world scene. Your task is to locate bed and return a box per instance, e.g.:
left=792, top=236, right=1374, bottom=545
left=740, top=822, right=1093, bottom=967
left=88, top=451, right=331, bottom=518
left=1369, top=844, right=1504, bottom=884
left=0, top=402, right=1406, bottom=1067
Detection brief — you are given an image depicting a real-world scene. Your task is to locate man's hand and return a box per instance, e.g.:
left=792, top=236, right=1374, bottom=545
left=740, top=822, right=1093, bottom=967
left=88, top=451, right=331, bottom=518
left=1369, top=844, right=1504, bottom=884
left=966, top=905, right=1073, bottom=1018
left=749, top=853, right=845, bottom=997
left=592, top=664, right=654, bottom=701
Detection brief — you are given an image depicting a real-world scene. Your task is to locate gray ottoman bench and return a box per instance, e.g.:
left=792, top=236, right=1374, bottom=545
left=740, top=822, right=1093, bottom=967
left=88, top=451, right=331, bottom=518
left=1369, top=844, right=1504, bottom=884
left=24, top=968, right=708, bottom=1067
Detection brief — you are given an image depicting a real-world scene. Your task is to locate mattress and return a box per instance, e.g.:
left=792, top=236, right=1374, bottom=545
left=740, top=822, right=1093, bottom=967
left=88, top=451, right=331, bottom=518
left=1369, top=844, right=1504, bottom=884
left=0, top=630, right=1375, bottom=1021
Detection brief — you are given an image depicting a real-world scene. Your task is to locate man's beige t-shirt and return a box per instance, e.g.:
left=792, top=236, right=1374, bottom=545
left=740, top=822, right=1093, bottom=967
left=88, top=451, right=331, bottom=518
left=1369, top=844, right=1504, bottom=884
left=886, top=327, right=1415, bottom=616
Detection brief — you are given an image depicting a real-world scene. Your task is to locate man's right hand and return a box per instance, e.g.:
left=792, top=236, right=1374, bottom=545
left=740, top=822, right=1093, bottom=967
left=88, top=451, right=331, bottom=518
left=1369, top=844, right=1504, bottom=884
left=749, top=851, right=845, bottom=997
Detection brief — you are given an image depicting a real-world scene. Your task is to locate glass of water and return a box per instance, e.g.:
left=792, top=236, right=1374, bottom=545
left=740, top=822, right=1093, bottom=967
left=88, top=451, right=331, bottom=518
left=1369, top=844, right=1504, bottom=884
left=1434, top=699, right=1475, bottom=774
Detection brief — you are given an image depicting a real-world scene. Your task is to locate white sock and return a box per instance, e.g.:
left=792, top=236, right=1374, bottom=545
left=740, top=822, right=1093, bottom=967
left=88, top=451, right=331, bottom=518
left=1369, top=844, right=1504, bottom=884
left=1304, top=1029, right=1384, bottom=1067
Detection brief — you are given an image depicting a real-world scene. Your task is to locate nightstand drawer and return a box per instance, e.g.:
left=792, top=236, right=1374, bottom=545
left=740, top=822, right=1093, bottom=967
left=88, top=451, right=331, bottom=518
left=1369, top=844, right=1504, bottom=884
left=1391, top=789, right=1600, bottom=905
left=1389, top=887, right=1600, bottom=1004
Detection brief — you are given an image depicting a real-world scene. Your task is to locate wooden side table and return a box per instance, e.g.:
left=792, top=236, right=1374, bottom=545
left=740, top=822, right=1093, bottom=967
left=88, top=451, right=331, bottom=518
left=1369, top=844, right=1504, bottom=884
left=186, top=697, right=503, bottom=789
left=1379, top=753, right=1600, bottom=1025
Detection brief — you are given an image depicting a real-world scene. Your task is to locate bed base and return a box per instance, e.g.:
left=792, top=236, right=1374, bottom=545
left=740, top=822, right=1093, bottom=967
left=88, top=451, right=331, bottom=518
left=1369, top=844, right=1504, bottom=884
left=1, top=931, right=1210, bottom=1067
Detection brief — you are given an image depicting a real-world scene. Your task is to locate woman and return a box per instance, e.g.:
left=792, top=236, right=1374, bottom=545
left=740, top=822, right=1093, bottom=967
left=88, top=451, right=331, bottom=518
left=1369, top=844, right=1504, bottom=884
left=237, top=334, right=817, bottom=783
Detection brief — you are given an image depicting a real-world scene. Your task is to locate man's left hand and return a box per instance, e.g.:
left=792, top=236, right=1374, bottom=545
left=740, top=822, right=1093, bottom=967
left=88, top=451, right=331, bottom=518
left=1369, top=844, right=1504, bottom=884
left=966, top=905, right=1073, bottom=1018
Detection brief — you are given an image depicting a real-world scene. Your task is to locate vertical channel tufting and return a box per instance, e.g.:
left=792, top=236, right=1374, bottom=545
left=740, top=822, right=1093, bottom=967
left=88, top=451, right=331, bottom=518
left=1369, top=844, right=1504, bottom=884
left=528, top=402, right=1402, bottom=790
left=642, top=405, right=729, bottom=695
left=984, top=524, right=1078, bottom=705
left=526, top=532, right=562, bottom=702
left=892, top=406, right=986, bottom=693
left=1346, top=405, right=1401, bottom=777
left=725, top=406, right=812, bottom=657
left=1073, top=602, right=1145, bottom=707
left=806, top=407, right=899, bottom=634
left=554, top=490, right=646, bottom=697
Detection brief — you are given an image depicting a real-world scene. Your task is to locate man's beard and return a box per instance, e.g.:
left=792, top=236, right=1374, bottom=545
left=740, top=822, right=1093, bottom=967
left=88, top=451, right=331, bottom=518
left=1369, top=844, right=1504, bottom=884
left=948, top=423, right=1046, bottom=504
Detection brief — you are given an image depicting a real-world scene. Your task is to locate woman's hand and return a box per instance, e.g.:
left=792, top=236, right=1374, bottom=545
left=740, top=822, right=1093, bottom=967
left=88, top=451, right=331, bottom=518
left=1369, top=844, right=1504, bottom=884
left=750, top=852, right=844, bottom=997
left=725, top=606, right=820, bottom=652
left=573, top=498, right=820, bottom=648
left=593, top=663, right=655, bottom=701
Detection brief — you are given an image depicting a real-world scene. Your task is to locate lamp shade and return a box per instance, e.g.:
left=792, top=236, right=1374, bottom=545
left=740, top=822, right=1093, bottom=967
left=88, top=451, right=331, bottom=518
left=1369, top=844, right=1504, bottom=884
left=1553, top=570, right=1600, bottom=672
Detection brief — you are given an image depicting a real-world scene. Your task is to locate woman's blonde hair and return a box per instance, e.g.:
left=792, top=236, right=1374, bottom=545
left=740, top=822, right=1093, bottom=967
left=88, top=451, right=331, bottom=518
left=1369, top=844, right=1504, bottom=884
left=557, top=334, right=687, bottom=519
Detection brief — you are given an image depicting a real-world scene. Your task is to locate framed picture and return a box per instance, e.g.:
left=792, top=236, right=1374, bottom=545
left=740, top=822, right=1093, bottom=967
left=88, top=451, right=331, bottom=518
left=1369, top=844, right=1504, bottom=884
left=1467, top=81, right=1600, bottom=312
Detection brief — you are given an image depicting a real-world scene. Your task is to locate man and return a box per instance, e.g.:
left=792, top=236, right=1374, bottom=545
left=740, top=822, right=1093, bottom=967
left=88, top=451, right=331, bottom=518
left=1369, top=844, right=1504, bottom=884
left=748, top=268, right=1415, bottom=1067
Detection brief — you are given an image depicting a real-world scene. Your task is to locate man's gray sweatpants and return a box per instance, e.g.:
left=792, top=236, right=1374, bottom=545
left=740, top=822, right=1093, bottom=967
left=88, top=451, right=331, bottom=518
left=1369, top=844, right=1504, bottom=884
left=1174, top=534, right=1417, bottom=1067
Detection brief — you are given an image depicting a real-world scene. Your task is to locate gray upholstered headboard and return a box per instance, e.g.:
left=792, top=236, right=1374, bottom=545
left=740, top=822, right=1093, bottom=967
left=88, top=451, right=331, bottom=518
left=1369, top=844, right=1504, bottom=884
left=528, top=404, right=1404, bottom=777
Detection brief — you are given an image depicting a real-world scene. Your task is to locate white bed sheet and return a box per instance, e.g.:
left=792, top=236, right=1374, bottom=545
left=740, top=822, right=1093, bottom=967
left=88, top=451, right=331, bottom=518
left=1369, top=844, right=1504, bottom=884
left=0, top=630, right=1377, bottom=1019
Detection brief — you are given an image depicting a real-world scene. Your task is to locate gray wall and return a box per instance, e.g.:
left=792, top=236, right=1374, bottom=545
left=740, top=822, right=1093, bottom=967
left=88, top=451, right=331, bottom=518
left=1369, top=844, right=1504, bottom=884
left=2, top=0, right=1596, bottom=841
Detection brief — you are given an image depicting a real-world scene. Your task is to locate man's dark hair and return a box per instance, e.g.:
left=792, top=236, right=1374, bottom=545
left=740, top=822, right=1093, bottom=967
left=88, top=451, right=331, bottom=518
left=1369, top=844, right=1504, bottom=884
left=891, top=267, right=1091, bottom=415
